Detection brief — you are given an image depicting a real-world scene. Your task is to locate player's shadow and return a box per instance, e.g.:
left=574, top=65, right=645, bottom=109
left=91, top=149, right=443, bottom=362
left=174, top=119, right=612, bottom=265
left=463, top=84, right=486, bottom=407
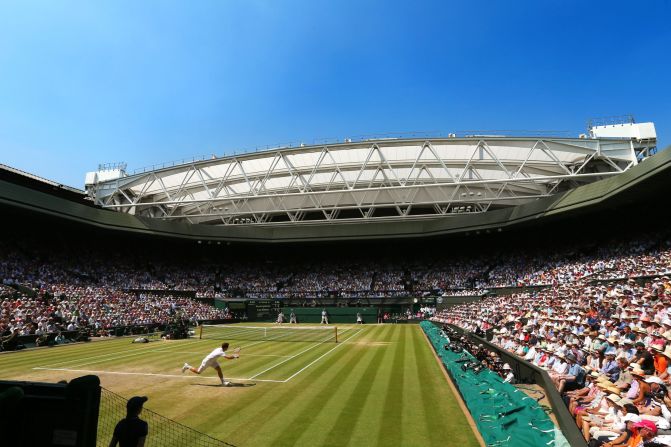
left=191, top=383, right=256, bottom=388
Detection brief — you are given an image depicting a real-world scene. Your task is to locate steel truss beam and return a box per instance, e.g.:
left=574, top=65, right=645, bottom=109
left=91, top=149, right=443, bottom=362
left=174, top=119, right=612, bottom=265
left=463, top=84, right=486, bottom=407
left=86, top=137, right=641, bottom=226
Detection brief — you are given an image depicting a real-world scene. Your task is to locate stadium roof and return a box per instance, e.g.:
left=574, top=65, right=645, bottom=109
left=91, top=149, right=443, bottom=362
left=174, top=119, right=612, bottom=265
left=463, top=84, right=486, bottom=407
left=0, top=141, right=668, bottom=243
left=0, top=163, right=84, bottom=195
left=85, top=132, right=655, bottom=226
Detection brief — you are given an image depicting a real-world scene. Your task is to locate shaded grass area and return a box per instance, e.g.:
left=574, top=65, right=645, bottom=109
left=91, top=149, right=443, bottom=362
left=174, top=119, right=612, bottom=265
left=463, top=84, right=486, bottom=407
left=0, top=324, right=479, bottom=447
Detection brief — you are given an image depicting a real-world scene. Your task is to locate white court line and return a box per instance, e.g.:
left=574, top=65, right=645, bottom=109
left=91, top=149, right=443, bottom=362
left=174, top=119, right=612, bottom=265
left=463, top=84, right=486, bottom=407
left=151, top=350, right=291, bottom=357
left=36, top=328, right=354, bottom=379
left=42, top=334, right=284, bottom=369
left=31, top=367, right=285, bottom=383
left=204, top=326, right=346, bottom=343
left=249, top=328, right=363, bottom=382
left=240, top=338, right=286, bottom=349
left=281, top=328, right=365, bottom=382
left=150, top=338, right=265, bottom=353
left=247, top=341, right=330, bottom=379
left=32, top=329, right=363, bottom=385
left=150, top=338, right=270, bottom=353
left=45, top=338, right=270, bottom=370
left=55, top=343, right=194, bottom=369
left=35, top=345, right=192, bottom=366
left=201, top=328, right=297, bottom=345
left=246, top=328, right=357, bottom=380
left=38, top=343, right=163, bottom=368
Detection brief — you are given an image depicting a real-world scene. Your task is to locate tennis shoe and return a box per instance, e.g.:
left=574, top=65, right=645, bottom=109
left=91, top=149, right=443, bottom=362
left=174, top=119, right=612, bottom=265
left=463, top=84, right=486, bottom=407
left=182, top=363, right=190, bottom=373
left=222, top=381, right=231, bottom=387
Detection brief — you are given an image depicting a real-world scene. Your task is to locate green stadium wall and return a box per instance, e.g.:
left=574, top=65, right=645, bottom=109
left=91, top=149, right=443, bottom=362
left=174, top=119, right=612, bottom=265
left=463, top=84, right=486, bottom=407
left=281, top=307, right=377, bottom=324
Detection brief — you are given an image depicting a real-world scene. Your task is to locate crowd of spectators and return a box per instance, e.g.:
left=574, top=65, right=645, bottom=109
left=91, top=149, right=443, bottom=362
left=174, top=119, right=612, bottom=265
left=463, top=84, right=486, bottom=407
left=486, top=235, right=667, bottom=288
left=7, top=232, right=666, bottom=303
left=0, top=286, right=229, bottom=343
left=433, top=234, right=671, bottom=445
left=412, top=260, right=490, bottom=291
left=2, top=228, right=671, bottom=357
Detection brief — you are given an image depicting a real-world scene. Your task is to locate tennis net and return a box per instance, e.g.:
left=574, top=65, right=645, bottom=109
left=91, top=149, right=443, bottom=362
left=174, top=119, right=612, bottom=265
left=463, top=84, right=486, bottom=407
left=199, top=325, right=338, bottom=343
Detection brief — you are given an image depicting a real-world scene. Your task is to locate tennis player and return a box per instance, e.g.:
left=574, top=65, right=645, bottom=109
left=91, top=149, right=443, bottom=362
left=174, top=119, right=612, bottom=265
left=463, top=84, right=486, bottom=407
left=182, top=342, right=239, bottom=386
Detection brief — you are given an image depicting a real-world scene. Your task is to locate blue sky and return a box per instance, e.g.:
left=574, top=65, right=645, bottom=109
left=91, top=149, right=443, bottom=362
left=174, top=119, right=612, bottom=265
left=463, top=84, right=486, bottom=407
left=1, top=0, right=670, bottom=188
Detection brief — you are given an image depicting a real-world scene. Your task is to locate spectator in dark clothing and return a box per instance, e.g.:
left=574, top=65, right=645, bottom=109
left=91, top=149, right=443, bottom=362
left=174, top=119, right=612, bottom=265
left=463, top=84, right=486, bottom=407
left=109, top=396, right=149, bottom=447
left=632, top=342, right=655, bottom=375
left=1, top=329, right=20, bottom=351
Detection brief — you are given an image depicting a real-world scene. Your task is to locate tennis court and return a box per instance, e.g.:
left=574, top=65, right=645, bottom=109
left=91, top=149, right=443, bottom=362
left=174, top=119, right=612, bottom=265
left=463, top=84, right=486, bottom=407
left=31, top=325, right=362, bottom=384
left=0, top=324, right=480, bottom=447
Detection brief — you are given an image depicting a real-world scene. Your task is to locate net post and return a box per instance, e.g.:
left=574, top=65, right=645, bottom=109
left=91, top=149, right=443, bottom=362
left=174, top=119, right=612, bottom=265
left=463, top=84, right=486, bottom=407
left=198, top=323, right=203, bottom=340
left=335, top=326, right=338, bottom=343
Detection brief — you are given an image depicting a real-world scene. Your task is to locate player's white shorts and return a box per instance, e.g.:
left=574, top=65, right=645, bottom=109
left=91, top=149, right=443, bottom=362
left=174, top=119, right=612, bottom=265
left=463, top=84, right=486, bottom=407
left=197, top=359, right=220, bottom=373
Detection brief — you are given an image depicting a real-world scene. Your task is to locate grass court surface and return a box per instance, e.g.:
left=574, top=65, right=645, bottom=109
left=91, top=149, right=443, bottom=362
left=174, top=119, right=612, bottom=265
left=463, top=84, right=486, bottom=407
left=0, top=323, right=480, bottom=447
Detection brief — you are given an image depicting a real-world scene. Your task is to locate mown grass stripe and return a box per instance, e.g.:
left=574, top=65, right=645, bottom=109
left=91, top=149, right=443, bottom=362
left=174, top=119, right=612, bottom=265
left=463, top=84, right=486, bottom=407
left=282, top=327, right=388, bottom=446
left=319, top=327, right=391, bottom=446
left=260, top=337, right=372, bottom=445
left=376, top=325, right=406, bottom=446
left=345, top=325, right=396, bottom=446
left=239, top=329, right=367, bottom=444
left=394, top=325, right=432, bottom=446
left=411, top=326, right=442, bottom=445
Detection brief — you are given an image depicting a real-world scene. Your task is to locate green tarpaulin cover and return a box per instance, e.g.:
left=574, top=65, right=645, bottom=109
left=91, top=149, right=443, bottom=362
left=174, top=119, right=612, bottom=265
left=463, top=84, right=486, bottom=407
left=421, top=321, right=569, bottom=447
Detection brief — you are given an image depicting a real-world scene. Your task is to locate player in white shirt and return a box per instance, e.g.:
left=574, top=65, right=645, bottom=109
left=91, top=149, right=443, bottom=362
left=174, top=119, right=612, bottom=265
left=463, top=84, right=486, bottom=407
left=182, top=342, right=239, bottom=386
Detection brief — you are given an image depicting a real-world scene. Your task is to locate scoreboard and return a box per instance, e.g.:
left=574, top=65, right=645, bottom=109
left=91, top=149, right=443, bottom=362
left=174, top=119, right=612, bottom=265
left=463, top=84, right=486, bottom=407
left=247, top=300, right=282, bottom=320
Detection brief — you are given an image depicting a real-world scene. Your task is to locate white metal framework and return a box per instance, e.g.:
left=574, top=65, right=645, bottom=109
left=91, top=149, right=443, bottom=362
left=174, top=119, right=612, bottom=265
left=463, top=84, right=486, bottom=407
left=85, top=135, right=655, bottom=226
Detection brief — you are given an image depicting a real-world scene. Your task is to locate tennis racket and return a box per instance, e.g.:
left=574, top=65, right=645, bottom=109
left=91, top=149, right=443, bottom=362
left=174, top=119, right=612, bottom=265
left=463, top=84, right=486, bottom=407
left=233, top=347, right=241, bottom=358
